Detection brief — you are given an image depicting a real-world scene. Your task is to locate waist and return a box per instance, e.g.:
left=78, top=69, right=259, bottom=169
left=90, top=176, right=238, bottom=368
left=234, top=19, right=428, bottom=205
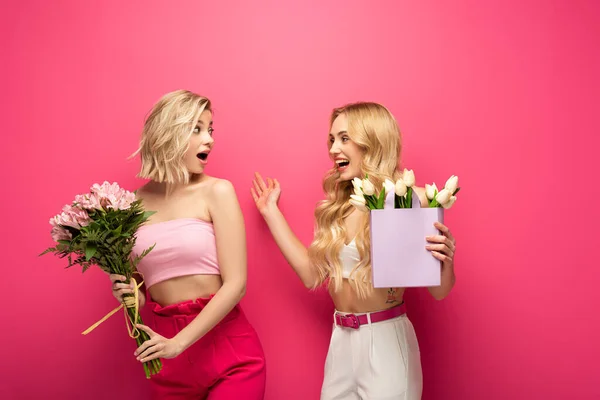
left=334, top=302, right=407, bottom=329
left=331, top=282, right=406, bottom=313
left=139, top=264, right=221, bottom=288
left=147, top=295, right=247, bottom=331
left=146, top=274, right=223, bottom=306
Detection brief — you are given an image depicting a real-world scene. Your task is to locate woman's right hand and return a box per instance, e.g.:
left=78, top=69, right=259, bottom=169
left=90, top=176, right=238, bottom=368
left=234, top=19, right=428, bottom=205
left=109, top=274, right=135, bottom=303
left=251, top=172, right=281, bottom=216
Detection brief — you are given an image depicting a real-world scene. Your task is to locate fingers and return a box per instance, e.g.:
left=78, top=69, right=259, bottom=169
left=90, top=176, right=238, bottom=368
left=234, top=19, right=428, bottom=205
left=109, top=274, right=127, bottom=284
left=139, top=350, right=162, bottom=363
left=136, top=324, right=156, bottom=337
left=426, top=234, right=455, bottom=252
left=110, top=275, right=132, bottom=301
left=254, top=172, right=268, bottom=191
left=431, top=250, right=452, bottom=264
left=426, top=243, right=454, bottom=258
left=250, top=187, right=259, bottom=203
left=434, top=222, right=455, bottom=242
left=134, top=338, right=155, bottom=356
left=112, top=282, right=131, bottom=290
left=137, top=341, right=163, bottom=360
left=274, top=179, right=280, bottom=190
left=252, top=178, right=263, bottom=196
left=434, top=221, right=449, bottom=233
left=113, top=286, right=133, bottom=296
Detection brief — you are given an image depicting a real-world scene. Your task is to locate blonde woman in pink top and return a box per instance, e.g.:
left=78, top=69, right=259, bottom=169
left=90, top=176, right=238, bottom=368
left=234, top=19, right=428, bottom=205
left=110, top=90, right=266, bottom=400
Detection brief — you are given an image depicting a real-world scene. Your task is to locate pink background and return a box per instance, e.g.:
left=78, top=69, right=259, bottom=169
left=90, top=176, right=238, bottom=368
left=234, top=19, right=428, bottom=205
left=2, top=1, right=598, bottom=399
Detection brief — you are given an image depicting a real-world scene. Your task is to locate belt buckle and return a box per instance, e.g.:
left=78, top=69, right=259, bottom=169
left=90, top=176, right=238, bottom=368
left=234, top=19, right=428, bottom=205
left=339, top=313, right=360, bottom=329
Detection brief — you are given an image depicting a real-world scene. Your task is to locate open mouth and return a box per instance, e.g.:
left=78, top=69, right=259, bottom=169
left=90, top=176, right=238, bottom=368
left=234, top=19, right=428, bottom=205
left=336, top=159, right=350, bottom=169
left=197, top=152, right=209, bottom=161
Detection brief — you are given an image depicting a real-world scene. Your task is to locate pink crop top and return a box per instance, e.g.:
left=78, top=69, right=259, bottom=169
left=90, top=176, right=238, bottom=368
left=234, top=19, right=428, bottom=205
left=132, top=218, right=220, bottom=288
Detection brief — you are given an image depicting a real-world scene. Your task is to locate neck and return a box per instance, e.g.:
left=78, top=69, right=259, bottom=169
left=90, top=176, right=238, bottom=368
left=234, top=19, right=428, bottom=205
left=147, top=173, right=207, bottom=196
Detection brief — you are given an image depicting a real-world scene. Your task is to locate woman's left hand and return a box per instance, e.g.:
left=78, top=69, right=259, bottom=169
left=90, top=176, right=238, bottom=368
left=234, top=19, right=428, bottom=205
left=134, top=324, right=184, bottom=363
left=426, top=222, right=456, bottom=268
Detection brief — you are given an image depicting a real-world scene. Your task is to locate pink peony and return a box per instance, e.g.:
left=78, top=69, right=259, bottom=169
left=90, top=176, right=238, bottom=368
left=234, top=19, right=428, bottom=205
left=89, top=181, right=136, bottom=210
left=50, top=204, right=91, bottom=230
left=74, top=193, right=103, bottom=211
left=51, top=225, right=72, bottom=242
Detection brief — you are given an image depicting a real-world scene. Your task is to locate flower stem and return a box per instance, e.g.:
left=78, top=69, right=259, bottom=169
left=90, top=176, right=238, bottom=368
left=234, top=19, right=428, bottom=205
left=123, top=293, right=163, bottom=378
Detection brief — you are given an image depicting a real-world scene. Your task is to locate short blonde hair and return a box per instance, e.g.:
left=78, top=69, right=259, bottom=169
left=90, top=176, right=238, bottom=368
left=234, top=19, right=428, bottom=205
left=133, top=90, right=211, bottom=184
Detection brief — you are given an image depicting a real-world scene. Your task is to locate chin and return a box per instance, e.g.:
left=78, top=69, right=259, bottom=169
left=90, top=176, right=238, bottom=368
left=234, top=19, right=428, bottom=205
left=340, top=168, right=363, bottom=181
left=337, top=171, right=354, bottom=182
left=188, top=167, right=206, bottom=176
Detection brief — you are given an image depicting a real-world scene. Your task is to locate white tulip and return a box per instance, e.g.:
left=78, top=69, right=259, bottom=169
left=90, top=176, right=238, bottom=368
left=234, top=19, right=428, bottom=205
left=352, top=177, right=363, bottom=190
left=350, top=194, right=366, bottom=204
left=383, top=179, right=395, bottom=195
left=350, top=200, right=368, bottom=212
left=436, top=188, right=452, bottom=205
left=425, top=183, right=437, bottom=200
left=402, top=169, right=415, bottom=187
left=362, top=179, right=375, bottom=196
left=354, top=186, right=362, bottom=196
left=445, top=175, right=459, bottom=194
left=394, top=179, right=407, bottom=197
left=442, top=196, right=457, bottom=209
left=350, top=195, right=368, bottom=212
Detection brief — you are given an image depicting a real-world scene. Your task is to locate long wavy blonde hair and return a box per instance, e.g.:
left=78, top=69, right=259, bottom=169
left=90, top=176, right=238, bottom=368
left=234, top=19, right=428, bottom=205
left=308, top=102, right=403, bottom=298
left=132, top=90, right=212, bottom=184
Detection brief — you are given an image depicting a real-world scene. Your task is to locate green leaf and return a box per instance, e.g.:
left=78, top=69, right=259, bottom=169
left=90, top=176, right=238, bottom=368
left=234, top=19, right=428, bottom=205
left=143, top=211, right=157, bottom=219
left=113, top=225, right=122, bottom=236
left=132, top=243, right=156, bottom=268
left=39, top=247, right=56, bottom=256
left=377, top=189, right=386, bottom=209
left=85, top=243, right=97, bottom=261
left=368, top=195, right=378, bottom=210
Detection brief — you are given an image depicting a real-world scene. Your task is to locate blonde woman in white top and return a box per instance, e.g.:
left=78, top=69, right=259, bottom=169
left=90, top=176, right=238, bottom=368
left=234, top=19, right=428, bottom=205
left=251, top=101, right=457, bottom=400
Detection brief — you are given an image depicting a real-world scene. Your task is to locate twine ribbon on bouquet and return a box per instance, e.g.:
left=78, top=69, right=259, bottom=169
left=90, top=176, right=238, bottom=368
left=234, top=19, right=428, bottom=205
left=82, top=277, right=144, bottom=338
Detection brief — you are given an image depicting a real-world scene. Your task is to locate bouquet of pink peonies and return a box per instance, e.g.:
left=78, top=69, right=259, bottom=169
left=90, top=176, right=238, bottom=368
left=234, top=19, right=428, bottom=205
left=41, top=181, right=161, bottom=378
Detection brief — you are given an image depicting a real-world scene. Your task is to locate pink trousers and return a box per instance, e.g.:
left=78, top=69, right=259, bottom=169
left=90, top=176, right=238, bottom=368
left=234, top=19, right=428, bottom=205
left=146, top=296, right=266, bottom=400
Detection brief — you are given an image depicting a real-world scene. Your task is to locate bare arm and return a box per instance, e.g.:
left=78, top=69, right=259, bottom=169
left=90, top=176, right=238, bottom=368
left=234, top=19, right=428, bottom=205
left=251, top=172, right=317, bottom=288
left=174, top=179, right=248, bottom=350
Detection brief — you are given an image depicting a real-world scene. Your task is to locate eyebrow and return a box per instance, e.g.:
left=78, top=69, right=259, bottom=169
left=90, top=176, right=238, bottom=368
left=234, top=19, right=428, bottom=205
left=329, top=130, right=347, bottom=136
left=196, top=121, right=214, bottom=125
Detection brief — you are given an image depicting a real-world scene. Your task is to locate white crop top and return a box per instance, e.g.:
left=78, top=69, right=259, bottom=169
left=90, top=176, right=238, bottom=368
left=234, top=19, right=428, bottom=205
left=340, top=238, right=361, bottom=279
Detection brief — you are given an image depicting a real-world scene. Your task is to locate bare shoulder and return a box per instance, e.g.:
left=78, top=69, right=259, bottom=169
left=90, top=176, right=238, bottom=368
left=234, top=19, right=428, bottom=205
left=412, top=186, right=429, bottom=207
left=206, top=177, right=237, bottom=198
left=203, top=177, right=240, bottom=212
left=205, top=178, right=243, bottom=226
left=187, top=176, right=233, bottom=196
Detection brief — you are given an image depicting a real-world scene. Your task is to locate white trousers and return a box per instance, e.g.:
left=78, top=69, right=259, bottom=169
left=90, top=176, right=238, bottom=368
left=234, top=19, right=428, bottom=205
left=321, top=312, right=423, bottom=400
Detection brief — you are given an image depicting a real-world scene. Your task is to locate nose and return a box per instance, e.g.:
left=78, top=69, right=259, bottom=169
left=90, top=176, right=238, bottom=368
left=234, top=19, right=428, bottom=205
left=203, top=132, right=214, bottom=146
left=329, top=141, right=340, bottom=156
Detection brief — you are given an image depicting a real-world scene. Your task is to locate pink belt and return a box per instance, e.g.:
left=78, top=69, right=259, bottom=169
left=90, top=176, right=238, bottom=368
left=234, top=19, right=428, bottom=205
left=334, top=303, right=406, bottom=329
